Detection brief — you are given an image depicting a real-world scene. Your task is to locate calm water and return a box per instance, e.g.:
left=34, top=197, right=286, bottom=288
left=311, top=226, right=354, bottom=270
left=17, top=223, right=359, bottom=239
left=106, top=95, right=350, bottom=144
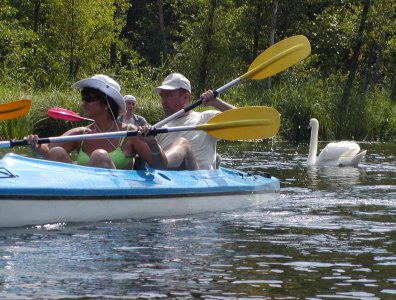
left=0, top=141, right=395, bottom=299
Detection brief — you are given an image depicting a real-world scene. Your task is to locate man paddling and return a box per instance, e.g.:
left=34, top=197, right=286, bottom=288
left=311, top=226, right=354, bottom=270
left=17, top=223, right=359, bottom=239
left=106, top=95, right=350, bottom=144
left=154, top=73, right=236, bottom=170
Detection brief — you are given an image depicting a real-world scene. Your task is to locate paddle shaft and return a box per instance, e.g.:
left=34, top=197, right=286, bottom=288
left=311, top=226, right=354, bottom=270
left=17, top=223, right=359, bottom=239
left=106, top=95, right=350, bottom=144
left=0, top=118, right=274, bottom=148
left=0, top=125, right=216, bottom=148
left=2, top=130, right=141, bottom=148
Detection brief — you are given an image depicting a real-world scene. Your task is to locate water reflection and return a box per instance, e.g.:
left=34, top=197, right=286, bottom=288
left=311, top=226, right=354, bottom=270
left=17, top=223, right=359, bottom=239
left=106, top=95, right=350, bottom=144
left=0, top=141, right=395, bottom=299
left=306, top=165, right=365, bottom=190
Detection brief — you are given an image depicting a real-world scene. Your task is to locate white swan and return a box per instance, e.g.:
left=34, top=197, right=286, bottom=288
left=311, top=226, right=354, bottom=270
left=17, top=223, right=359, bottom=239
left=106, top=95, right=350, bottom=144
left=307, top=118, right=366, bottom=167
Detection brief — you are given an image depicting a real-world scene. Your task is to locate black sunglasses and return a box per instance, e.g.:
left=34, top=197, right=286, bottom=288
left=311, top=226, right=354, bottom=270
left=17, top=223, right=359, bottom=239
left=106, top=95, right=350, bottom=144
left=81, top=93, right=100, bottom=103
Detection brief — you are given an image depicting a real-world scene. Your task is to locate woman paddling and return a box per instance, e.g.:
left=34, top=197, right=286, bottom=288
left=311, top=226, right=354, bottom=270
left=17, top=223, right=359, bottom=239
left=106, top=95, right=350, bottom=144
left=26, top=74, right=167, bottom=170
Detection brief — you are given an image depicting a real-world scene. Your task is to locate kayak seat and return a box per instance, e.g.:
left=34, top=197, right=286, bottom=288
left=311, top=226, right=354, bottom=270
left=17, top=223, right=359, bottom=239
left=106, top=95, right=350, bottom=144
left=134, top=153, right=222, bottom=170
left=216, top=154, right=221, bottom=169
left=133, top=155, right=146, bottom=170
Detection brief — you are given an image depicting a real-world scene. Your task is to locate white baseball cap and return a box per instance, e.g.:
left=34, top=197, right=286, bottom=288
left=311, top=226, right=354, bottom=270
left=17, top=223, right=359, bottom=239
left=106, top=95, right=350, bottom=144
left=123, top=95, right=136, bottom=103
left=73, top=74, right=126, bottom=115
left=154, top=73, right=191, bottom=94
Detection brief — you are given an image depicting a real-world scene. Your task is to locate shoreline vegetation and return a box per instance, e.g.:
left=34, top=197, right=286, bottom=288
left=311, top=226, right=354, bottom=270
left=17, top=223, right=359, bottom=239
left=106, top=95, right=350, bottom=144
left=1, top=75, right=394, bottom=143
left=0, top=0, right=395, bottom=143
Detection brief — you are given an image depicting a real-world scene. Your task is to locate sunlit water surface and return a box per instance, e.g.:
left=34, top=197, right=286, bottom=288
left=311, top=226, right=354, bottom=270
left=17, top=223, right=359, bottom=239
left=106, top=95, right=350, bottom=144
left=0, top=141, right=395, bottom=299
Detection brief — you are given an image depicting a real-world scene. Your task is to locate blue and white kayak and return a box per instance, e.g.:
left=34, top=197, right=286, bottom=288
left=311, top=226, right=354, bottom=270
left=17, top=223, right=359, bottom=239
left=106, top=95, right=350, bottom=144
left=0, top=153, right=280, bottom=228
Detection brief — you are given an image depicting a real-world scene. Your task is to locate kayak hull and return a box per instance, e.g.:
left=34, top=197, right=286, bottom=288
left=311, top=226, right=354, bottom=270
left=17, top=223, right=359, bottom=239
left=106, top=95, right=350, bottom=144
left=0, top=153, right=279, bottom=228
left=0, top=193, right=271, bottom=228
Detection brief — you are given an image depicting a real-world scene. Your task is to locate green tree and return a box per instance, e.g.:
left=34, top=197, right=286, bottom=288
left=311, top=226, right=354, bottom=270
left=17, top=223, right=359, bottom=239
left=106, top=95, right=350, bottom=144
left=339, top=0, right=371, bottom=124
left=0, top=0, right=38, bottom=84
left=1, top=0, right=129, bottom=86
left=172, top=0, right=260, bottom=94
left=43, top=0, right=121, bottom=80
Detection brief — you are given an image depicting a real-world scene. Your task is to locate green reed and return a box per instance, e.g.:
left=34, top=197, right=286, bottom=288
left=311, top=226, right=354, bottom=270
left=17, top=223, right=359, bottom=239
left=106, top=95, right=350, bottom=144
left=0, top=76, right=394, bottom=143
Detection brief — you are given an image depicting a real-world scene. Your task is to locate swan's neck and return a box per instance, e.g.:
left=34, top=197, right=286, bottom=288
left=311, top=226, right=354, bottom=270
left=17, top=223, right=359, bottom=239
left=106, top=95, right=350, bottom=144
left=307, top=122, right=319, bottom=165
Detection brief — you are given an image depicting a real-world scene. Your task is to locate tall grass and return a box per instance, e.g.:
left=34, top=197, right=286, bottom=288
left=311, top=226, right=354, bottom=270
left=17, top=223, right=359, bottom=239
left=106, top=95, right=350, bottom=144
left=364, top=86, right=396, bottom=141
left=0, top=76, right=394, bottom=143
left=0, top=79, right=165, bottom=139
left=237, top=76, right=395, bottom=143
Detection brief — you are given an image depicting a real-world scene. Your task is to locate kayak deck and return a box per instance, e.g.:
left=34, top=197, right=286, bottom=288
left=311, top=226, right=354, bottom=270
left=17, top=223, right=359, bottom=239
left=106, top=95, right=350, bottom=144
left=0, top=153, right=279, bottom=198
left=0, top=153, right=280, bottom=227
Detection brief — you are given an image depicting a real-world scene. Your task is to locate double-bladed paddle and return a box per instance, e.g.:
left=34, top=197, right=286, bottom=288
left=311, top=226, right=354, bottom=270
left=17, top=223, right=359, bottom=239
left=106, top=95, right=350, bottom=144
left=47, top=107, right=93, bottom=122
left=153, top=35, right=310, bottom=128
left=0, top=99, right=31, bottom=120
left=0, top=106, right=280, bottom=148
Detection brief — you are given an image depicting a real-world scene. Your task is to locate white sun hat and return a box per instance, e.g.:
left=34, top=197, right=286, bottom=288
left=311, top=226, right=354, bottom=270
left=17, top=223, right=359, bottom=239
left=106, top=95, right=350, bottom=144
left=123, top=95, right=137, bottom=103
left=73, top=74, right=126, bottom=115
left=154, top=73, right=191, bottom=94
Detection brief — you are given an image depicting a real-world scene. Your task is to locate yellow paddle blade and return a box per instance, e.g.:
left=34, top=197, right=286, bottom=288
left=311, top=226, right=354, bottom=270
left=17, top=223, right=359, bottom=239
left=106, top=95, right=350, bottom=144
left=241, top=35, right=311, bottom=81
left=197, top=106, right=280, bottom=141
left=0, top=99, right=31, bottom=120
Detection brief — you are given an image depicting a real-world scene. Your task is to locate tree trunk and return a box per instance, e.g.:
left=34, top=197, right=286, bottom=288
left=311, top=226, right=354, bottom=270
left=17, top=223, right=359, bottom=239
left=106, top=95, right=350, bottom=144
left=157, top=0, right=167, bottom=60
left=252, top=1, right=263, bottom=59
left=391, top=72, right=396, bottom=102
left=32, top=0, right=41, bottom=59
left=269, top=0, right=278, bottom=46
left=198, top=0, right=217, bottom=92
left=359, top=40, right=375, bottom=93
left=266, top=0, right=278, bottom=90
left=338, top=0, right=370, bottom=129
left=110, top=43, right=117, bottom=67
left=370, top=31, right=386, bottom=87
left=68, top=0, right=76, bottom=78
left=33, top=0, right=41, bottom=33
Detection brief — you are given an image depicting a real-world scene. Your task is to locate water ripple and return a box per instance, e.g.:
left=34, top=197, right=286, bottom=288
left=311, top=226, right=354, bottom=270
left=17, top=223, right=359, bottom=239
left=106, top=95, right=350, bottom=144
left=0, top=141, right=395, bottom=299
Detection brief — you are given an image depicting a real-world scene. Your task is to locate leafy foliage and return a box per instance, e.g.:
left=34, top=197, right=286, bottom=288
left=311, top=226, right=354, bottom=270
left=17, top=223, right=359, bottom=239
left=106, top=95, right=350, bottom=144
left=0, top=0, right=394, bottom=141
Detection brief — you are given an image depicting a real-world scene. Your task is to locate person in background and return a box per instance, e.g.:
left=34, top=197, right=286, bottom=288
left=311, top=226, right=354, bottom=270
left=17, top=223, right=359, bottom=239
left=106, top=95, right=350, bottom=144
left=154, top=73, right=236, bottom=170
left=26, top=74, right=167, bottom=170
left=118, top=95, right=148, bottom=126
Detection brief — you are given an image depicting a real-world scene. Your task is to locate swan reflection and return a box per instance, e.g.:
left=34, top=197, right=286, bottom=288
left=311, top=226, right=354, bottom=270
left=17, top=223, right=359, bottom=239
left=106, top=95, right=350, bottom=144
left=306, top=165, right=365, bottom=190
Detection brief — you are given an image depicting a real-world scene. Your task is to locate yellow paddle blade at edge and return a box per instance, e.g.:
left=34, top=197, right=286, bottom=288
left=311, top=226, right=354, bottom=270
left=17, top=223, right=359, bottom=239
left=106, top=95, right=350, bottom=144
left=241, top=35, right=311, bottom=81
left=0, top=99, right=31, bottom=120
left=197, top=106, right=281, bottom=141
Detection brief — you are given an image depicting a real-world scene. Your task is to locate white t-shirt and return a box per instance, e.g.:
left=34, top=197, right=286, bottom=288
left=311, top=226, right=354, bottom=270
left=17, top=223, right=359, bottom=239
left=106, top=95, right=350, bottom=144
left=157, top=110, right=220, bottom=170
